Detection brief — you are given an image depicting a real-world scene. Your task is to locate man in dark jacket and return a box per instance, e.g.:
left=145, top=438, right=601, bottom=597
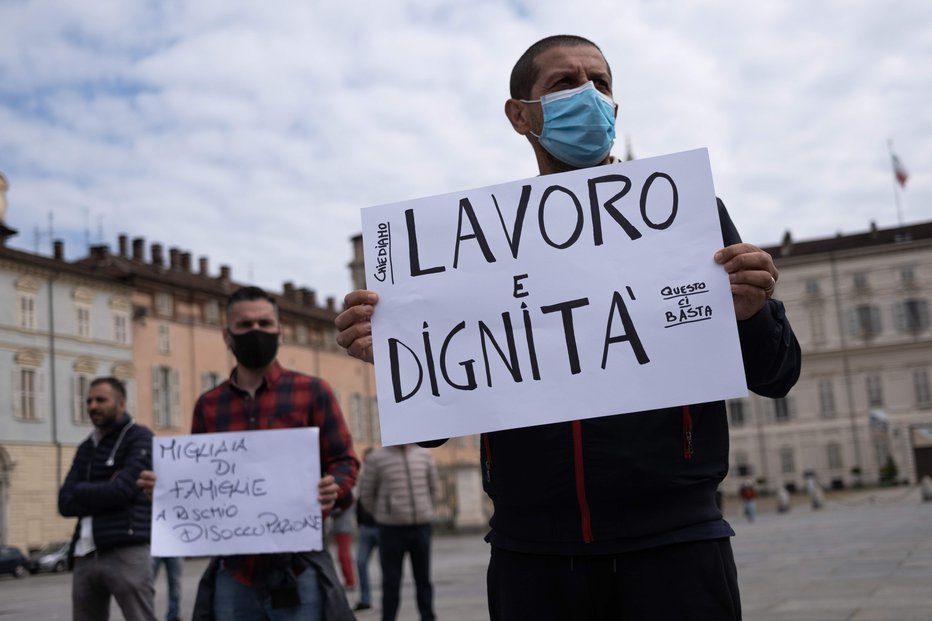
left=59, top=376, right=156, bottom=621
left=336, top=35, right=801, bottom=621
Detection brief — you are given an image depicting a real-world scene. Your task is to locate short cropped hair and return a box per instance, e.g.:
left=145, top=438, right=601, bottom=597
left=509, top=35, right=611, bottom=100
left=225, top=286, right=279, bottom=319
left=90, top=376, right=127, bottom=400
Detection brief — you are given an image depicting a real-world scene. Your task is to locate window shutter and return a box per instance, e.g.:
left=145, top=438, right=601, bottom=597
left=170, top=368, right=181, bottom=428
left=72, top=376, right=80, bottom=422
left=894, top=303, right=905, bottom=332
left=870, top=306, right=882, bottom=334
left=12, top=370, right=21, bottom=418
left=36, top=370, right=47, bottom=420
left=846, top=308, right=859, bottom=336
left=152, top=367, right=163, bottom=427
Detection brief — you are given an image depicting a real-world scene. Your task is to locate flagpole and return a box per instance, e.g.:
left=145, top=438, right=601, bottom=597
left=888, top=139, right=904, bottom=226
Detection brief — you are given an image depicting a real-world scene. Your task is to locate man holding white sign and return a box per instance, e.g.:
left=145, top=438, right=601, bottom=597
left=336, top=34, right=800, bottom=621
left=142, top=286, right=358, bottom=621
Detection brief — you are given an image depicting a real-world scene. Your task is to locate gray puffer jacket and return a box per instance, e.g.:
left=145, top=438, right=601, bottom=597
left=359, top=445, right=439, bottom=526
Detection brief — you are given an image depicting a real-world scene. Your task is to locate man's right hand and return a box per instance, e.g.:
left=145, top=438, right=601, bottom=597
left=335, top=290, right=379, bottom=364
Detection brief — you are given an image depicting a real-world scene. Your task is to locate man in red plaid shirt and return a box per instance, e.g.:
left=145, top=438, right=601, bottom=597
left=141, top=286, right=359, bottom=621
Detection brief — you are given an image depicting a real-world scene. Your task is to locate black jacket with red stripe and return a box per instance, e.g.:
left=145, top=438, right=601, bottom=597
left=459, top=201, right=800, bottom=555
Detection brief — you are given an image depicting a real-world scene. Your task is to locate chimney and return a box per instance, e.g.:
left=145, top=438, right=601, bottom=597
left=169, top=247, right=181, bottom=270
left=91, top=244, right=110, bottom=261
left=151, top=243, right=164, bottom=267
left=326, top=296, right=336, bottom=312
left=198, top=257, right=209, bottom=276
left=300, top=288, right=316, bottom=307
left=181, top=252, right=192, bottom=272
left=53, top=239, right=65, bottom=260
left=283, top=282, right=296, bottom=300
left=118, top=234, right=128, bottom=257
left=132, top=237, right=145, bottom=261
left=219, top=265, right=231, bottom=283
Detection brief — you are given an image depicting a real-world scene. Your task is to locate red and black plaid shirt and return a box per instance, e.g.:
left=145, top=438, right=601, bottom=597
left=192, top=360, right=359, bottom=586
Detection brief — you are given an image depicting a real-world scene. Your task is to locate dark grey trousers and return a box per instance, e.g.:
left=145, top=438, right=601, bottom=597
left=72, top=544, right=157, bottom=621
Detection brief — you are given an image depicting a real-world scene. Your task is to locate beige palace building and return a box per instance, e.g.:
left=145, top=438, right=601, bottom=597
left=725, top=221, right=932, bottom=494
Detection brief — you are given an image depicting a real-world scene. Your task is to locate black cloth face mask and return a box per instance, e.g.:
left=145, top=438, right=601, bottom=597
left=229, top=329, right=279, bottom=369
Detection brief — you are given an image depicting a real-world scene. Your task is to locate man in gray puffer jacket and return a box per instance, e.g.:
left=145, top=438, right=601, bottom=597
left=359, top=444, right=439, bottom=621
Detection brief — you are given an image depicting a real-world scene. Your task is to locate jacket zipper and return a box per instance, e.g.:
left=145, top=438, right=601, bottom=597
left=401, top=448, right=418, bottom=522
left=482, top=433, right=492, bottom=483
left=571, top=420, right=593, bottom=543
left=682, top=405, right=694, bottom=460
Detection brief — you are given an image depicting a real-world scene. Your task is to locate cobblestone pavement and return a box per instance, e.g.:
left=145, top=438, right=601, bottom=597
left=1, top=487, right=929, bottom=620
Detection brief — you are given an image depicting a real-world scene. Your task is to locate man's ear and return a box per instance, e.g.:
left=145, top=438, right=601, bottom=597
left=504, top=98, right=532, bottom=135
left=222, top=328, right=234, bottom=351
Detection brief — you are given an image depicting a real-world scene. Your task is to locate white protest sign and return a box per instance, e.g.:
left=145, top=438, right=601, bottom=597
left=361, top=148, right=748, bottom=445
left=151, top=428, right=322, bottom=557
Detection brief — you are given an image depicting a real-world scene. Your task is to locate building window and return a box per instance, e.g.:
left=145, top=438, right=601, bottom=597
left=848, top=304, right=881, bottom=338
left=808, top=308, right=826, bottom=345
left=772, top=396, right=794, bottom=422
left=155, top=292, right=174, bottom=317
left=853, top=272, right=869, bottom=290
left=804, top=279, right=821, bottom=296
left=113, top=312, right=129, bottom=344
left=914, top=368, right=932, bottom=408
left=780, top=446, right=796, bottom=474
left=866, top=373, right=884, bottom=408
left=818, top=379, right=836, bottom=418
left=12, top=368, right=45, bottom=421
left=152, top=366, right=181, bottom=428
left=727, top=399, right=747, bottom=427
left=201, top=371, right=222, bottom=392
left=204, top=300, right=220, bottom=325
left=18, top=293, right=37, bottom=330
left=894, top=298, right=929, bottom=332
left=296, top=324, right=309, bottom=346
left=158, top=323, right=171, bottom=354
left=73, top=374, right=92, bottom=424
left=350, top=393, right=365, bottom=441
left=826, top=442, right=843, bottom=470
left=900, top=265, right=915, bottom=285
left=734, top=450, right=751, bottom=477
left=366, top=397, right=376, bottom=448
left=76, top=305, right=91, bottom=339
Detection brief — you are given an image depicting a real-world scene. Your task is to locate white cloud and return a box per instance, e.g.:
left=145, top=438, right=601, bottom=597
left=1, top=0, right=930, bottom=303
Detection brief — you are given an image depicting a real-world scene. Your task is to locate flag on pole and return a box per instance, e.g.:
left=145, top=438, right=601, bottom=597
left=891, top=152, right=909, bottom=188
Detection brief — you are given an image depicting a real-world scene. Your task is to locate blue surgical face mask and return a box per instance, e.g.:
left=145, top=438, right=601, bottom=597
left=522, top=81, right=616, bottom=168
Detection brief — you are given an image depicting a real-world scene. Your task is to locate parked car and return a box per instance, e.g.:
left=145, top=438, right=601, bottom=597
left=0, top=545, right=28, bottom=578
left=27, top=541, right=70, bottom=574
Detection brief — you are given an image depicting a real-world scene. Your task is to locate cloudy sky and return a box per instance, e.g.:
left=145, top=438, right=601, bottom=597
left=1, top=0, right=929, bottom=303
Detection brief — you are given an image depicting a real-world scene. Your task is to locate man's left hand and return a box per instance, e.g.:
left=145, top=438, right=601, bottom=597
left=714, top=243, right=778, bottom=321
left=318, top=474, right=339, bottom=513
left=137, top=470, right=156, bottom=500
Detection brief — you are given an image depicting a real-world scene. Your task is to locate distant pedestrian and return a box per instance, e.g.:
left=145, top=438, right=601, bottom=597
left=806, top=474, right=824, bottom=510
left=354, top=449, right=380, bottom=613
left=360, top=444, right=439, bottom=621
left=331, top=505, right=357, bottom=590
left=776, top=485, right=792, bottom=513
left=151, top=556, right=183, bottom=621
left=739, top=480, right=758, bottom=522
left=59, top=376, right=157, bottom=621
